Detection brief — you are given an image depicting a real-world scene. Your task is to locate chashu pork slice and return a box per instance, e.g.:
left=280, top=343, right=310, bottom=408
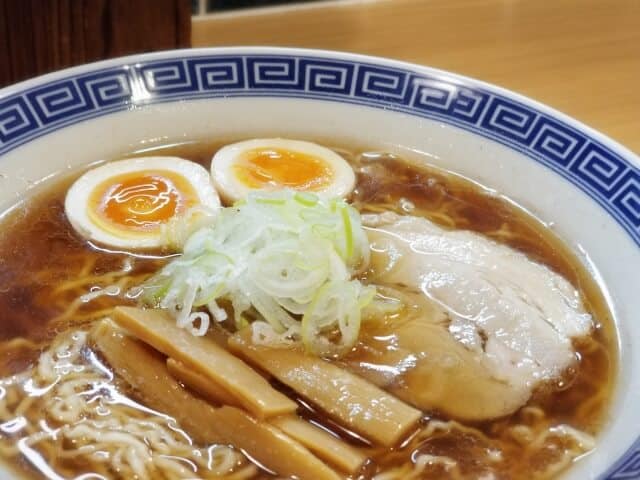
left=350, top=212, right=592, bottom=421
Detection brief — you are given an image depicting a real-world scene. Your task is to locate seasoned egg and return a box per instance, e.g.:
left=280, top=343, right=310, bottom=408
left=210, top=138, right=355, bottom=203
left=65, top=156, right=220, bottom=250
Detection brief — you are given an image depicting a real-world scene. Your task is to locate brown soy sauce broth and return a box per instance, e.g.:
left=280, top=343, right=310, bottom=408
left=0, top=138, right=618, bottom=479
left=0, top=175, right=167, bottom=346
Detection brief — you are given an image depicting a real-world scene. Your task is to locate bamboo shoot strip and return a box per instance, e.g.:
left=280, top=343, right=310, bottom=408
left=168, top=356, right=368, bottom=474
left=92, top=320, right=342, bottom=480
left=271, top=415, right=368, bottom=474
left=112, top=306, right=297, bottom=419
left=211, top=406, right=343, bottom=480
left=229, top=329, right=423, bottom=447
left=167, top=358, right=242, bottom=408
left=91, top=319, right=225, bottom=445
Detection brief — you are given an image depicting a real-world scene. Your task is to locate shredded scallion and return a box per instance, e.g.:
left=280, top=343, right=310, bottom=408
left=142, top=190, right=374, bottom=357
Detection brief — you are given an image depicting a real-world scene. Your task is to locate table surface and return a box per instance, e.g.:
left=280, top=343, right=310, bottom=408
left=193, top=0, right=640, bottom=155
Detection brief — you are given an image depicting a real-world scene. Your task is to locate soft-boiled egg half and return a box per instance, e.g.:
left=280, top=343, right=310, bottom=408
left=65, top=156, right=220, bottom=250
left=211, top=138, right=355, bottom=203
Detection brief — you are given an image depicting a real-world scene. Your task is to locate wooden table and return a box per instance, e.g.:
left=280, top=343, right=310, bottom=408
left=193, top=0, right=640, bottom=155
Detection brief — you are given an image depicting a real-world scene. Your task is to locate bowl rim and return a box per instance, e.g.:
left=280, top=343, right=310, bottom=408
left=1, top=46, right=638, bottom=165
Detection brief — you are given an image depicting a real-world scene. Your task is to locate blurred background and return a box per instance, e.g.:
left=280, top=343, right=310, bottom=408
left=0, top=0, right=638, bottom=153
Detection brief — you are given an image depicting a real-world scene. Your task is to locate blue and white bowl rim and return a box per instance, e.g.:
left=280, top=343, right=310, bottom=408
left=0, top=46, right=638, bottom=479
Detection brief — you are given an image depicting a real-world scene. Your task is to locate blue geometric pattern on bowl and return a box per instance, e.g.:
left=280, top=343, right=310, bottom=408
left=0, top=50, right=638, bottom=479
left=607, top=438, right=640, bottom=480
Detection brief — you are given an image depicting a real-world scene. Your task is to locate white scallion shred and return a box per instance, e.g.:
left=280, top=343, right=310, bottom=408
left=160, top=204, right=219, bottom=250
left=142, top=190, right=374, bottom=358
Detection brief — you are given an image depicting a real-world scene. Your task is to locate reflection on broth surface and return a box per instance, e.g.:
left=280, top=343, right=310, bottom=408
left=0, top=140, right=616, bottom=480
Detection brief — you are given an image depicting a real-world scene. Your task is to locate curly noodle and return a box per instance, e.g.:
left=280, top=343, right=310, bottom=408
left=0, top=330, right=256, bottom=480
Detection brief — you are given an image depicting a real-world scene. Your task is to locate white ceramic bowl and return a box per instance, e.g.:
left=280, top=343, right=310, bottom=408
left=0, top=47, right=638, bottom=479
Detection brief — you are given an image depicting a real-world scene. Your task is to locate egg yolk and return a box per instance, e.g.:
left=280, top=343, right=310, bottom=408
left=89, top=170, right=197, bottom=233
left=233, top=148, right=333, bottom=191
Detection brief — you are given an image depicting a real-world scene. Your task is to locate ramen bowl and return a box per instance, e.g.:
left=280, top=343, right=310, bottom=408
left=0, top=47, right=638, bottom=479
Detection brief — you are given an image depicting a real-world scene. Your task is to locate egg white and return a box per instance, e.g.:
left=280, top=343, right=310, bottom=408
left=65, top=156, right=220, bottom=250
left=210, top=138, right=356, bottom=204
